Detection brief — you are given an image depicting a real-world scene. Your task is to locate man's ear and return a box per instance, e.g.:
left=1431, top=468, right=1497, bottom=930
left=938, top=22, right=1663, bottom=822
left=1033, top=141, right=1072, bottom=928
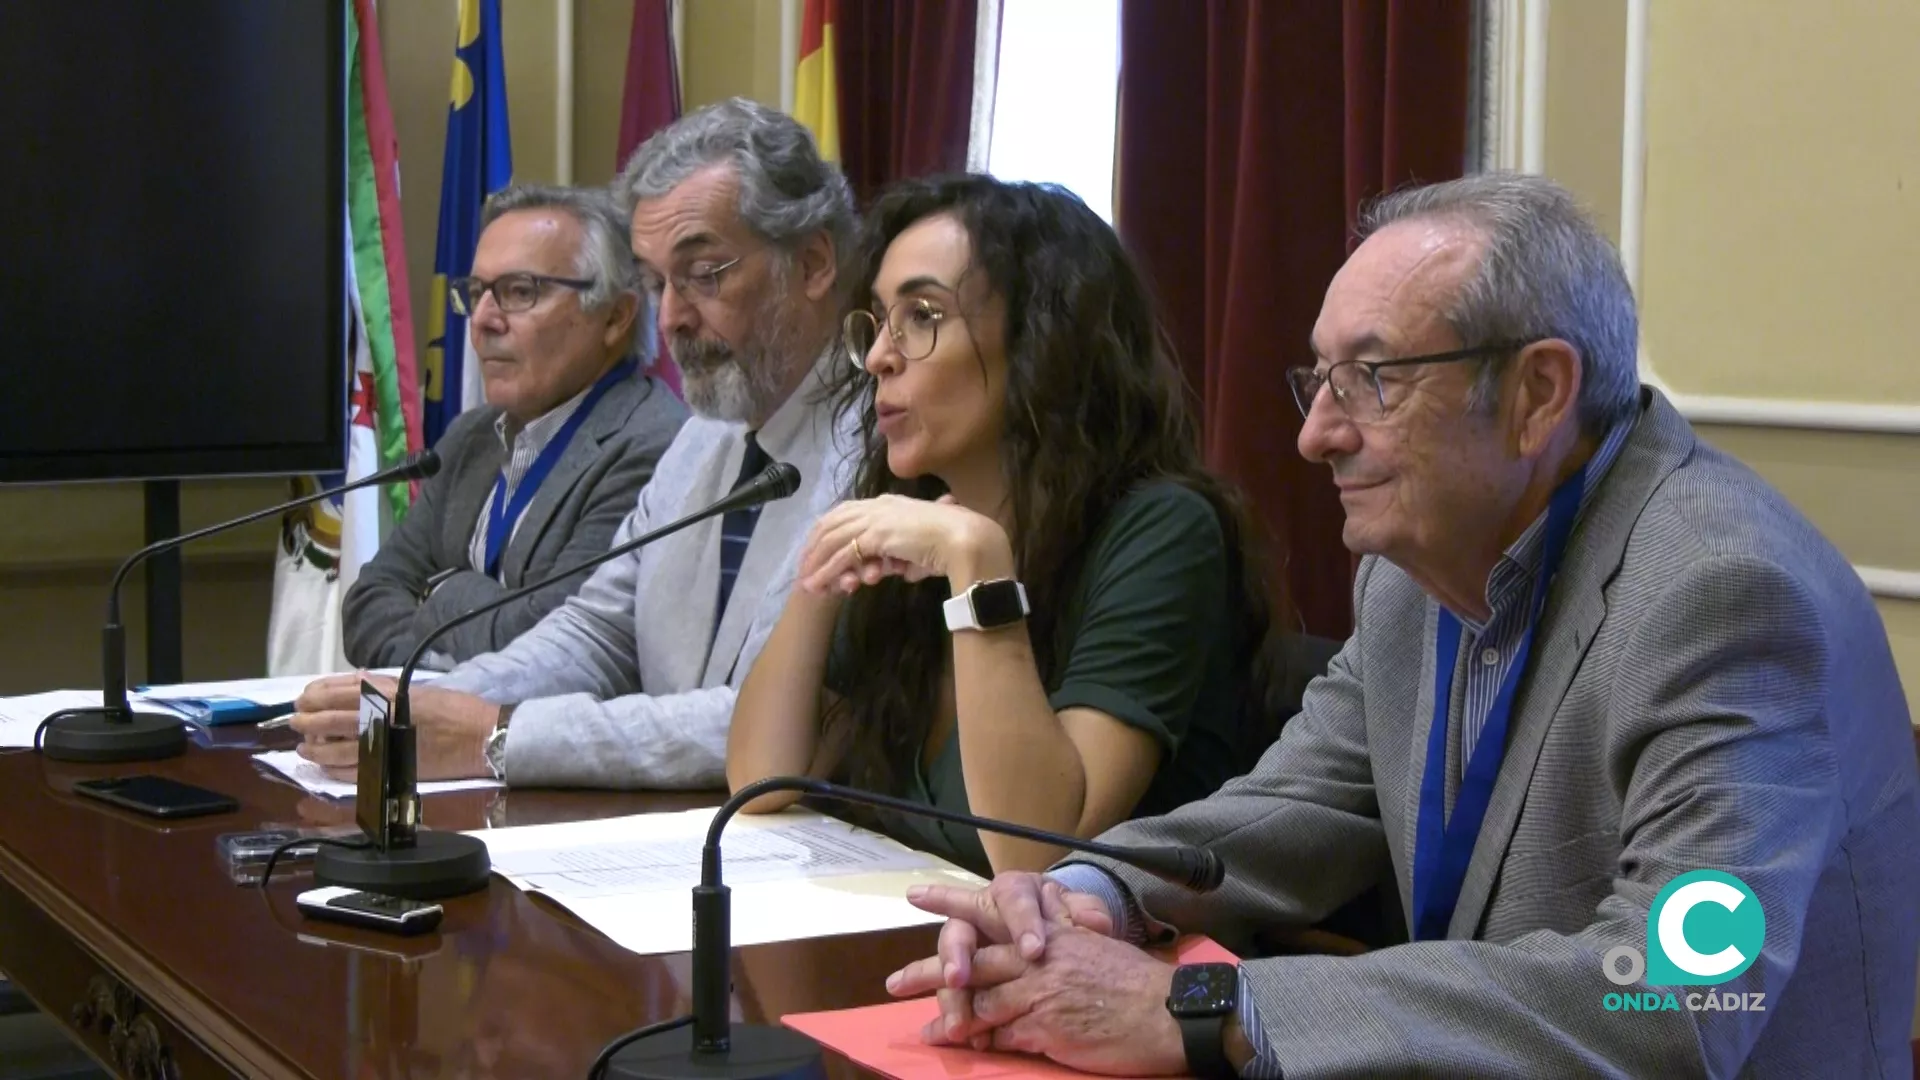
left=794, top=230, right=839, bottom=303
left=601, top=291, right=642, bottom=351
left=1510, top=338, right=1582, bottom=456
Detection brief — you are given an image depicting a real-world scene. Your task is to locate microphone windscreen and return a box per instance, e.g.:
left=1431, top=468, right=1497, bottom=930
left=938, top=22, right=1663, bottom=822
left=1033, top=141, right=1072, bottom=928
left=401, top=449, right=441, bottom=480
left=762, top=462, right=801, bottom=499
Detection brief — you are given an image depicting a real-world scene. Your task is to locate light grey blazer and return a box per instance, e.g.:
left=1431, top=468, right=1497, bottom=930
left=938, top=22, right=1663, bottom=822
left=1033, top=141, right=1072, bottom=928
left=433, top=354, right=857, bottom=789
left=342, top=370, right=687, bottom=668
left=1066, top=388, right=1920, bottom=1078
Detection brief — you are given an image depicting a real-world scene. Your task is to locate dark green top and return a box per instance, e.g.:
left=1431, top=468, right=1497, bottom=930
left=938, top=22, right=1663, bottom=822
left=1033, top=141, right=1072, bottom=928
left=824, top=481, right=1246, bottom=876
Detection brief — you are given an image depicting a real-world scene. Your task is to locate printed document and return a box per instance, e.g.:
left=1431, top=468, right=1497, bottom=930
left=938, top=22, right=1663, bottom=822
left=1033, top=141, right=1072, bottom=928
left=477, top=806, right=985, bottom=955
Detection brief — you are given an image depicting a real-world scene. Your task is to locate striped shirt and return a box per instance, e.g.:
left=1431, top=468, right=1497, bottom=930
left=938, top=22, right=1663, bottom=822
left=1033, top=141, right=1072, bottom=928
left=1049, top=414, right=1639, bottom=1078
left=1449, top=415, right=1634, bottom=775
left=466, top=386, right=593, bottom=578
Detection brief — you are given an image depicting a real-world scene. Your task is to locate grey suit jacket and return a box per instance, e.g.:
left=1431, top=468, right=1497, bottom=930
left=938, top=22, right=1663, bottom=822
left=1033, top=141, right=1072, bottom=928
left=1067, top=389, right=1919, bottom=1078
left=342, top=370, right=687, bottom=668
left=432, top=352, right=858, bottom=789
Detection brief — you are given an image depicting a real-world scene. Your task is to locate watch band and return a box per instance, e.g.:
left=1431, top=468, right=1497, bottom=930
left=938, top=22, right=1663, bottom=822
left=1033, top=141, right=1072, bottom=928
left=1177, top=1014, right=1237, bottom=1080
left=483, top=703, right=516, bottom=781
left=942, top=579, right=1029, bottom=632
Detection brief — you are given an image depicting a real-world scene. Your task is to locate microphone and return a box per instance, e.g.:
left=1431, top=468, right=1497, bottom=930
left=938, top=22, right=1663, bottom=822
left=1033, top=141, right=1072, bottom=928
left=37, top=449, right=442, bottom=763
left=592, top=775, right=1226, bottom=1080
left=310, top=461, right=803, bottom=901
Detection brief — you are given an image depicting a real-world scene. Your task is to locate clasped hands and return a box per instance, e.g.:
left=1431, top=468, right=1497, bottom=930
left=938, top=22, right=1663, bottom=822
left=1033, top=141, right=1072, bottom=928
left=796, top=493, right=1014, bottom=597
left=884, top=872, right=1191, bottom=1077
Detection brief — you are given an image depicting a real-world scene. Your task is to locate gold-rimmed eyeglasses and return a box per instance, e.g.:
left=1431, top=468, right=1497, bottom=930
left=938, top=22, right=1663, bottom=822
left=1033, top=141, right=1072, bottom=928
left=842, top=298, right=949, bottom=371
left=1284, top=339, right=1539, bottom=423
left=638, top=255, right=746, bottom=303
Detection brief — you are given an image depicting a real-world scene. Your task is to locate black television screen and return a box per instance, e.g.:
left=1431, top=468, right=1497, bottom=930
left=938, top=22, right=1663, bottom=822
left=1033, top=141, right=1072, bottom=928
left=0, top=1, right=347, bottom=484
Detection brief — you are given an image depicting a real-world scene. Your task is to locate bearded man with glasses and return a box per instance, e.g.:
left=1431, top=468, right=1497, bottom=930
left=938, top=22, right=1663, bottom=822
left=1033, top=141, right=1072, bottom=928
left=291, top=98, right=862, bottom=793
left=332, top=182, right=687, bottom=671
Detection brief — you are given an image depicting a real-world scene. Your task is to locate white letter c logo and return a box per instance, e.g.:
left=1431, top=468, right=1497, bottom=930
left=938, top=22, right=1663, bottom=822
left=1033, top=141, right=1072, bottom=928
left=1657, top=880, right=1747, bottom=977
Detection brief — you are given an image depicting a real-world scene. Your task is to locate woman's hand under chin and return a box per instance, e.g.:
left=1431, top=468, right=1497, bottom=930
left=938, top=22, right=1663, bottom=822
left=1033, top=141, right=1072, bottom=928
left=798, top=493, right=1016, bottom=596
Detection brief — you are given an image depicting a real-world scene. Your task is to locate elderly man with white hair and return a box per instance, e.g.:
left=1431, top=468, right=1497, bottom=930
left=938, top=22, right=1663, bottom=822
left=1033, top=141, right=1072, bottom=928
left=295, top=98, right=858, bottom=791
left=340, top=182, right=686, bottom=670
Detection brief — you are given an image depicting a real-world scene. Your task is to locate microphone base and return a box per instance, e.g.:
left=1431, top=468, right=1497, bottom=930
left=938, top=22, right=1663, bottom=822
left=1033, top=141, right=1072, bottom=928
left=605, top=1023, right=824, bottom=1080
left=312, top=829, right=492, bottom=900
left=40, top=708, right=188, bottom=763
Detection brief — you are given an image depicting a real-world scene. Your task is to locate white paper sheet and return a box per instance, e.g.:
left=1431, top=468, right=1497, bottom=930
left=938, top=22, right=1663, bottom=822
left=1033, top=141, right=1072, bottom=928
left=0, top=668, right=438, bottom=747
left=138, top=666, right=433, bottom=706
left=0, top=692, right=191, bottom=748
left=252, top=749, right=504, bottom=799
left=476, top=807, right=985, bottom=955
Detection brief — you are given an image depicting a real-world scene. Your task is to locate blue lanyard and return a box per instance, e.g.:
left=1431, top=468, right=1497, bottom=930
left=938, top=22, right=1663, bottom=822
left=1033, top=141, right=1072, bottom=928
left=483, top=359, right=635, bottom=579
left=1411, top=463, right=1587, bottom=941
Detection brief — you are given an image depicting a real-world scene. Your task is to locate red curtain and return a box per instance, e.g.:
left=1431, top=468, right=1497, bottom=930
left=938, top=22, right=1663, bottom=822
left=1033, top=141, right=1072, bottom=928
left=1116, top=0, right=1471, bottom=639
left=834, top=0, right=979, bottom=204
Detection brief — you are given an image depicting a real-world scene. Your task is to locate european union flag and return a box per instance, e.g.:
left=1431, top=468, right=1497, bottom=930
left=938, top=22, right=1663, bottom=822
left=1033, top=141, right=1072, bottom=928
left=425, top=0, right=511, bottom=445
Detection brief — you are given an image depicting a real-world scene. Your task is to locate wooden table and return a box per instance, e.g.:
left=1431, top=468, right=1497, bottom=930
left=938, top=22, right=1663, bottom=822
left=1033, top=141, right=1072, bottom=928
left=0, top=725, right=938, bottom=1078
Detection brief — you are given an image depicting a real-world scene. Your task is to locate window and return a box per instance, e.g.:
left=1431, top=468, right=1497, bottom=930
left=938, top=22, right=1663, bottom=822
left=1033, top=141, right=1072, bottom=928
left=984, top=0, right=1122, bottom=223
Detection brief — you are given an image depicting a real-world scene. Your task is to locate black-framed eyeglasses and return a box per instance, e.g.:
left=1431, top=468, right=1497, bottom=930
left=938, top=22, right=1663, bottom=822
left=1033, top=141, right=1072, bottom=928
left=842, top=298, right=950, bottom=371
left=448, top=272, right=596, bottom=316
left=1284, top=339, right=1540, bottom=423
left=638, top=255, right=746, bottom=303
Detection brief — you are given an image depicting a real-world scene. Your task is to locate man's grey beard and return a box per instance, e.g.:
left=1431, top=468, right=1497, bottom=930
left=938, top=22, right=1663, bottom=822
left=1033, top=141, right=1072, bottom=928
left=671, top=271, right=802, bottom=424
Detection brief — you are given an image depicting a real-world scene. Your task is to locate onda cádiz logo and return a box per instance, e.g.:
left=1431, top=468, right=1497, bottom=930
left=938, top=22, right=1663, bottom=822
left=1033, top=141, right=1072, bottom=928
left=1601, top=870, right=1767, bottom=1014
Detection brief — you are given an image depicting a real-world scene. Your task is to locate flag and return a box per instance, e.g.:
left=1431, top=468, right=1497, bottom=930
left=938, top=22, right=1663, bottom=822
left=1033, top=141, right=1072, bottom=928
left=616, top=0, right=682, bottom=169
left=794, top=0, right=840, bottom=161
left=617, top=0, right=683, bottom=396
left=425, top=0, right=512, bottom=446
left=268, top=0, right=423, bottom=676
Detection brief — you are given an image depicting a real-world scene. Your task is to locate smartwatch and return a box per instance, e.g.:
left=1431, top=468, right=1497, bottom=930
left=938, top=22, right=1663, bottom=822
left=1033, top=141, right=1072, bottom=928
left=942, top=578, right=1029, bottom=632
left=1166, top=962, right=1239, bottom=1080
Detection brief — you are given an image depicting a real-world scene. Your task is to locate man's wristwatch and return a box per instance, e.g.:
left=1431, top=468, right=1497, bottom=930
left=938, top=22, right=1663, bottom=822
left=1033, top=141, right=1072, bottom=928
left=1167, top=962, right=1239, bottom=1080
left=942, top=578, right=1028, bottom=632
left=483, top=704, right=516, bottom=781
left=418, top=565, right=461, bottom=602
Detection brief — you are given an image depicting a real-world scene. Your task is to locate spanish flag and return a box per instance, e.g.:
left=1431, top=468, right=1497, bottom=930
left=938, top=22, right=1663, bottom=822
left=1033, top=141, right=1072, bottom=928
left=794, top=0, right=839, bottom=161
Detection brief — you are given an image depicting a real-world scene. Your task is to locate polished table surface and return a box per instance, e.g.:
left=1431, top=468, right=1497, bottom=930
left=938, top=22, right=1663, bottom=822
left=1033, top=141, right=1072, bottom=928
left=0, top=725, right=938, bottom=1078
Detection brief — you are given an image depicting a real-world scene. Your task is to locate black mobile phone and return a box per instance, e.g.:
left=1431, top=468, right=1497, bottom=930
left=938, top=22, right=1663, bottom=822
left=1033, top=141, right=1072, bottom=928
left=72, top=775, right=239, bottom=819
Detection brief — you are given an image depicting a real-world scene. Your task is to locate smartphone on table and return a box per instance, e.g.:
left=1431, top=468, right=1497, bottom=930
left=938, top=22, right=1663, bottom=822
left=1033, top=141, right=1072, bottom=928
left=296, top=886, right=443, bottom=936
left=72, top=775, right=238, bottom=819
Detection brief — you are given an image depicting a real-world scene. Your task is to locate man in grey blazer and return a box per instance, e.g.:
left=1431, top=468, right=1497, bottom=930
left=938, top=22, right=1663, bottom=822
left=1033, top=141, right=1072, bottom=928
left=294, top=99, right=857, bottom=790
left=887, top=173, right=1920, bottom=1077
left=340, top=183, right=686, bottom=668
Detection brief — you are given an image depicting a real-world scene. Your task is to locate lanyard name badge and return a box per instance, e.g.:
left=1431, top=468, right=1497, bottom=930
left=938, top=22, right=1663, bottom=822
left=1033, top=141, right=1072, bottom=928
left=483, top=359, right=636, bottom=579
left=1411, top=463, right=1586, bottom=942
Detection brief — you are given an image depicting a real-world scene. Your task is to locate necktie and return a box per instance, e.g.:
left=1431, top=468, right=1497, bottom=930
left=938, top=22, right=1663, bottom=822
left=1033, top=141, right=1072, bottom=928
left=715, top=433, right=771, bottom=627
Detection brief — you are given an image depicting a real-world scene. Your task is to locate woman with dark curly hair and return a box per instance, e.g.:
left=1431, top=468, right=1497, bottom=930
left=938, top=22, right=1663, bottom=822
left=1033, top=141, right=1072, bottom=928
left=727, top=175, right=1279, bottom=875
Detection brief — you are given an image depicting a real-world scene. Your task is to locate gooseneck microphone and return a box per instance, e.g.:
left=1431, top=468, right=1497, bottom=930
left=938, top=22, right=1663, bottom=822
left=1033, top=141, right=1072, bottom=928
left=310, top=462, right=804, bottom=901
left=37, top=449, right=442, bottom=763
left=593, top=774, right=1226, bottom=1080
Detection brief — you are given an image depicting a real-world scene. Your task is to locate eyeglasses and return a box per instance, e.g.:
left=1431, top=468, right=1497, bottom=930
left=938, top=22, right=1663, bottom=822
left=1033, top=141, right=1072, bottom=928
left=639, top=256, right=746, bottom=303
left=448, top=272, right=595, bottom=317
left=842, top=298, right=949, bottom=371
left=1284, top=339, right=1538, bottom=423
